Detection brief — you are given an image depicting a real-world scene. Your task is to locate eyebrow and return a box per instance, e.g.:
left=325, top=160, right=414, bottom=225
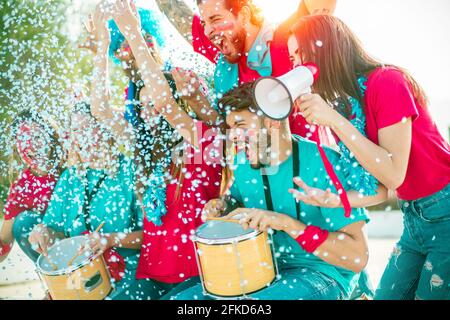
left=233, top=119, right=245, bottom=127
left=208, top=14, right=222, bottom=21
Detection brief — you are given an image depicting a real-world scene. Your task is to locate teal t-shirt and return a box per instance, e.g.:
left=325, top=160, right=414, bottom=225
left=229, top=136, right=370, bottom=296
left=42, top=156, right=143, bottom=286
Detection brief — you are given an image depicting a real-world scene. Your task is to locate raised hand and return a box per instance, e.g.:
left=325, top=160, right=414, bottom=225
left=79, top=1, right=114, bottom=53
left=171, top=67, right=205, bottom=101
left=288, top=177, right=341, bottom=208
left=111, top=0, right=141, bottom=38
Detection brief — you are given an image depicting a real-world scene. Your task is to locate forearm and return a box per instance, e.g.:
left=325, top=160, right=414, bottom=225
left=283, top=217, right=368, bottom=272
left=185, top=94, right=221, bottom=127
left=127, top=32, right=199, bottom=146
left=341, top=186, right=388, bottom=208
left=0, top=220, right=14, bottom=245
left=331, top=114, right=406, bottom=190
left=91, top=50, right=135, bottom=147
left=108, top=231, right=143, bottom=250
left=155, top=0, right=194, bottom=45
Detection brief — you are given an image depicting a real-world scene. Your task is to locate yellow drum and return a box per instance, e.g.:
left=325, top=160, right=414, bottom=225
left=36, top=236, right=112, bottom=300
left=193, top=220, right=278, bottom=298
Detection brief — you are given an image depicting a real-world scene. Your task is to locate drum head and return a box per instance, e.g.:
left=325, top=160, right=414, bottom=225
left=195, top=220, right=258, bottom=244
left=37, top=236, right=93, bottom=275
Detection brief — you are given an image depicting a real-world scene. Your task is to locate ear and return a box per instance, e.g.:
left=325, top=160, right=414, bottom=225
left=237, top=6, right=251, bottom=25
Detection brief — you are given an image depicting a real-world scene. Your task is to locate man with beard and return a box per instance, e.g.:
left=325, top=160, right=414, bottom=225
left=169, top=82, right=370, bottom=300
left=154, top=0, right=336, bottom=141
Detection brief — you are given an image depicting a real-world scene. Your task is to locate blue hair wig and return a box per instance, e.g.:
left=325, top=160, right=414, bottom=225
left=108, top=7, right=166, bottom=64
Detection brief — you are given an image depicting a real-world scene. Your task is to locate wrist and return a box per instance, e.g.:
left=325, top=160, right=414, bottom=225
left=282, top=215, right=303, bottom=235
left=106, top=233, right=118, bottom=249
left=329, top=111, right=346, bottom=131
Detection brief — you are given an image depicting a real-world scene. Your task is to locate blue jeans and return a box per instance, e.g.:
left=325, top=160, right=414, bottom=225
left=170, top=268, right=346, bottom=300
left=375, top=184, right=450, bottom=300
left=350, top=269, right=375, bottom=299
left=12, top=210, right=42, bottom=263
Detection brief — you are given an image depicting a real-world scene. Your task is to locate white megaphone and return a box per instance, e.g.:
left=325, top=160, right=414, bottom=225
left=253, top=63, right=320, bottom=120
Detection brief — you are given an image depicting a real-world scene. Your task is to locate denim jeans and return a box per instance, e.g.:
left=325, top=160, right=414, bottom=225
left=170, top=268, right=346, bottom=300
left=375, top=184, right=450, bottom=300
left=350, top=269, right=375, bottom=299
left=12, top=210, right=43, bottom=263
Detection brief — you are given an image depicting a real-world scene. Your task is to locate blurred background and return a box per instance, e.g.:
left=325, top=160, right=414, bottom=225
left=1, top=0, right=449, bottom=299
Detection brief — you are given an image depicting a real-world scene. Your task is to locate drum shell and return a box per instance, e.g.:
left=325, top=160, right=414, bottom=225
left=36, top=236, right=112, bottom=300
left=40, top=255, right=111, bottom=300
left=195, top=231, right=275, bottom=297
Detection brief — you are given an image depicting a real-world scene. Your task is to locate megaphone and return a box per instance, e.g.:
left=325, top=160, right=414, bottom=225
left=253, top=63, right=320, bottom=120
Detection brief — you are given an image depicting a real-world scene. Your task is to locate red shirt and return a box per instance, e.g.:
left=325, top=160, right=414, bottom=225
left=192, top=16, right=321, bottom=143
left=364, top=67, right=450, bottom=200
left=4, top=169, right=58, bottom=220
left=136, top=121, right=223, bottom=283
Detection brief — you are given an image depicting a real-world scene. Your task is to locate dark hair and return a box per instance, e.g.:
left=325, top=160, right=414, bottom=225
left=291, top=15, right=427, bottom=117
left=217, top=82, right=257, bottom=114
left=197, top=0, right=264, bottom=26
left=10, top=109, right=65, bottom=177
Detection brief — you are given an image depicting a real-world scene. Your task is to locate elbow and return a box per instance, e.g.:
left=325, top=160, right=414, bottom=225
left=351, top=258, right=368, bottom=274
left=384, top=175, right=406, bottom=191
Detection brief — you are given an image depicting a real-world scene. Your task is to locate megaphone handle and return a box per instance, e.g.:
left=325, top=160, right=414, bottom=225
left=316, top=144, right=352, bottom=218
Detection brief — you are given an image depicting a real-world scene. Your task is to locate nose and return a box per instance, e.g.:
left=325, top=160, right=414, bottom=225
left=204, top=23, right=215, bottom=39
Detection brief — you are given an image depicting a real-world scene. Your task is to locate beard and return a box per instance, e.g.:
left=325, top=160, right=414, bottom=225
left=219, top=26, right=247, bottom=64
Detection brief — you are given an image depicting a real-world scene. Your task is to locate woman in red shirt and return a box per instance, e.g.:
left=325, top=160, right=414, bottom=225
left=0, top=111, right=65, bottom=263
left=288, top=15, right=450, bottom=300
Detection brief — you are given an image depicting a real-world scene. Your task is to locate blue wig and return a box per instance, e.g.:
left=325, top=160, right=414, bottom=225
left=108, top=7, right=166, bottom=64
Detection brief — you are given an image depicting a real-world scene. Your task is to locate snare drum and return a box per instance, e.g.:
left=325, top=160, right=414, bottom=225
left=193, top=220, right=278, bottom=298
left=36, top=236, right=112, bottom=300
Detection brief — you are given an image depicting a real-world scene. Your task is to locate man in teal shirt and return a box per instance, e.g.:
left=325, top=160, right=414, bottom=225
left=172, top=82, right=370, bottom=300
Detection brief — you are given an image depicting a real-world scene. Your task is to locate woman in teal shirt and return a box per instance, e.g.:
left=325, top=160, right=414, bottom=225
left=28, top=102, right=149, bottom=300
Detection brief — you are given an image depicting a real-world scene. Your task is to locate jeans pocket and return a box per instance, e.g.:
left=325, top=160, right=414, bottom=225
left=418, top=200, right=450, bottom=223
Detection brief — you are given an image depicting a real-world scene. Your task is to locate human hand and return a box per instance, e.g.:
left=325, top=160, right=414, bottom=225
left=201, top=198, right=227, bottom=222
left=296, top=93, right=341, bottom=127
left=288, top=177, right=341, bottom=208
left=225, top=208, right=291, bottom=233
left=28, top=224, right=56, bottom=256
left=111, top=0, right=141, bottom=39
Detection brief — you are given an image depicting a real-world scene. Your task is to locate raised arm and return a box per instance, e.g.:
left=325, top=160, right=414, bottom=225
left=155, top=0, right=195, bottom=45
left=87, top=3, right=135, bottom=150
left=112, top=0, right=201, bottom=148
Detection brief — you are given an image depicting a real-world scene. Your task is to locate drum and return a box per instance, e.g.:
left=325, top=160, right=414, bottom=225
left=193, top=220, right=278, bottom=298
left=36, top=236, right=112, bottom=300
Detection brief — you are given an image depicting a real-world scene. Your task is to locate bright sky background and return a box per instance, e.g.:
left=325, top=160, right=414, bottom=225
left=137, top=0, right=450, bottom=139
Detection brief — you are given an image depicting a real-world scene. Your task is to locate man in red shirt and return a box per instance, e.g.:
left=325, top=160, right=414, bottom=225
left=156, top=0, right=337, bottom=142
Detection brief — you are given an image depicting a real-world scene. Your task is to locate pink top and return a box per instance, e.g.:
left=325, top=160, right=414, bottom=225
left=364, top=67, right=450, bottom=200
left=4, top=169, right=57, bottom=220
left=136, top=121, right=223, bottom=283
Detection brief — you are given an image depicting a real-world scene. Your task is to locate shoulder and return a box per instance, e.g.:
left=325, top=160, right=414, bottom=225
left=366, top=67, right=410, bottom=91
left=294, top=135, right=341, bottom=163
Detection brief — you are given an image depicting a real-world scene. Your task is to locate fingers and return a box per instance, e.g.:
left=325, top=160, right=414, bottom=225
left=288, top=188, right=319, bottom=206
left=38, top=237, right=49, bottom=256
left=225, top=208, right=246, bottom=219
left=293, top=177, right=311, bottom=193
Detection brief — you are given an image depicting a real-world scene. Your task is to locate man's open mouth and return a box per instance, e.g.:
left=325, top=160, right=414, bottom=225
left=211, top=35, right=231, bottom=56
